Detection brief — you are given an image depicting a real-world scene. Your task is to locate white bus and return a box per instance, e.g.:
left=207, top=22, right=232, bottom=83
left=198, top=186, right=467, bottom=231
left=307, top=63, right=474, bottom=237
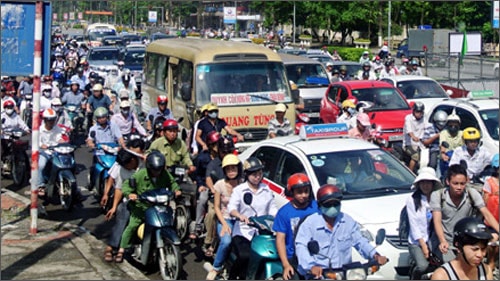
left=84, top=23, right=117, bottom=47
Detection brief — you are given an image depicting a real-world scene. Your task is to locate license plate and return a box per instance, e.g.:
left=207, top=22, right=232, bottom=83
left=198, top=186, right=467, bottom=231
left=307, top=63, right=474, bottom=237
left=175, top=167, right=185, bottom=175
left=305, top=112, right=320, bottom=118
left=389, top=135, right=403, bottom=141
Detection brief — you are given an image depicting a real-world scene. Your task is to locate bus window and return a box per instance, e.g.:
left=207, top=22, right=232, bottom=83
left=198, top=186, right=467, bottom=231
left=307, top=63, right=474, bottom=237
left=156, top=55, right=167, bottom=91
left=146, top=53, right=158, bottom=86
left=173, top=60, right=193, bottom=101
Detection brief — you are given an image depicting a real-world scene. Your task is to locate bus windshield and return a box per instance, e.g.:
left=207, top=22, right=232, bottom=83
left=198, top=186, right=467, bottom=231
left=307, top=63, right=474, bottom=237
left=88, top=29, right=117, bottom=41
left=195, top=62, right=291, bottom=106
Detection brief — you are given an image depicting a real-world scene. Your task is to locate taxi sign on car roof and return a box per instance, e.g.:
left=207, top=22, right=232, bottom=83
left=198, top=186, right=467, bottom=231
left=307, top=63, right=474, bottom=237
left=299, top=123, right=349, bottom=140
left=468, top=90, right=494, bottom=99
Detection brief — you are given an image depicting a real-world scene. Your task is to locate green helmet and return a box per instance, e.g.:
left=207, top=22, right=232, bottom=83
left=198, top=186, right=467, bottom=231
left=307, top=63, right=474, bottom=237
left=93, top=107, right=109, bottom=119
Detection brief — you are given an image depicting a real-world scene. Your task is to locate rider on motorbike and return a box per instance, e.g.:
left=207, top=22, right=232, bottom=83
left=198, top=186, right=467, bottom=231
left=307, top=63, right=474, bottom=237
left=421, top=110, right=448, bottom=170
left=145, top=95, right=174, bottom=132
left=51, top=98, right=72, bottom=130
left=40, top=84, right=54, bottom=111
left=295, top=184, right=388, bottom=279
left=268, top=103, right=293, bottom=139
left=1, top=100, right=30, bottom=153
left=61, top=77, right=85, bottom=109
left=118, top=151, right=181, bottom=260
left=110, top=100, right=147, bottom=140
left=86, top=107, right=125, bottom=149
left=227, top=157, right=278, bottom=280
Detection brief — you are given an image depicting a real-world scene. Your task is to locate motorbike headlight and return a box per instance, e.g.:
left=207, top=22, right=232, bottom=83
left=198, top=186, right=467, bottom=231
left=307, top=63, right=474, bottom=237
left=13, top=131, right=23, bottom=138
left=54, top=146, right=75, bottom=154
left=346, top=268, right=367, bottom=280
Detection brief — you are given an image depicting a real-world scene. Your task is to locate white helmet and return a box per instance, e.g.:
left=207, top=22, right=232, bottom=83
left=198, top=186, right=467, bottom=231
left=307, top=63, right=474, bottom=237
left=447, top=113, right=461, bottom=123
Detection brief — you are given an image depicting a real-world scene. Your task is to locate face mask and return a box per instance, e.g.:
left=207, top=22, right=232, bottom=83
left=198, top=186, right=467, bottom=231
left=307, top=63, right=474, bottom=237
left=319, top=204, right=341, bottom=219
left=43, top=91, right=51, bottom=98
left=448, top=125, right=459, bottom=134
left=5, top=109, right=14, bottom=115
left=121, top=109, right=130, bottom=116
left=208, top=112, right=218, bottom=119
left=347, top=108, right=356, bottom=115
left=53, top=106, right=62, bottom=112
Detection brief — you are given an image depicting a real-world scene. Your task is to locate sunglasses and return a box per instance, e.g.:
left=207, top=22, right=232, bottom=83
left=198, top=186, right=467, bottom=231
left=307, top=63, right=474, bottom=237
left=320, top=199, right=341, bottom=208
left=158, top=102, right=167, bottom=106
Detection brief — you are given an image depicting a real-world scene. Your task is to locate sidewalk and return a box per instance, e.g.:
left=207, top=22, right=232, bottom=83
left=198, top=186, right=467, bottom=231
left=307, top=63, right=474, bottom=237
left=1, top=188, right=148, bottom=280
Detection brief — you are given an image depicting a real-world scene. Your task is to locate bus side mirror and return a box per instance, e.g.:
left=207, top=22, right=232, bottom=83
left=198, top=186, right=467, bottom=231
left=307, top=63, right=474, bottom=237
left=291, top=88, right=300, bottom=104
left=180, top=83, right=191, bottom=101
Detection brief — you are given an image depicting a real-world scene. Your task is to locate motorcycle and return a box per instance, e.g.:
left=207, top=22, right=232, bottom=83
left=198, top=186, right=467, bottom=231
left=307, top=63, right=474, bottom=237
left=166, top=165, right=196, bottom=241
left=52, top=67, right=66, bottom=87
left=204, top=192, right=283, bottom=280
left=0, top=127, right=30, bottom=187
left=88, top=135, right=119, bottom=201
left=65, top=104, right=85, bottom=142
left=20, top=93, right=33, bottom=129
left=295, top=111, right=311, bottom=135
left=128, top=178, right=182, bottom=280
left=39, top=143, right=78, bottom=211
left=305, top=229, right=386, bottom=280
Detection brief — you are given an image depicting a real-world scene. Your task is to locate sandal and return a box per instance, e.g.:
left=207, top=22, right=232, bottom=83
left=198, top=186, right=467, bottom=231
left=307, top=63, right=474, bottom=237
left=104, top=246, right=113, bottom=262
left=114, top=250, right=124, bottom=263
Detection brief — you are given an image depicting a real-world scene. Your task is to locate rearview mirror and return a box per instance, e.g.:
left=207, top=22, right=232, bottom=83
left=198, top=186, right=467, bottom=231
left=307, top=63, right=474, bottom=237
left=375, top=229, right=386, bottom=246
left=129, top=178, right=136, bottom=188
left=180, top=83, right=192, bottom=101
left=90, top=131, right=96, bottom=138
left=243, top=192, right=253, bottom=205
left=307, top=240, right=320, bottom=255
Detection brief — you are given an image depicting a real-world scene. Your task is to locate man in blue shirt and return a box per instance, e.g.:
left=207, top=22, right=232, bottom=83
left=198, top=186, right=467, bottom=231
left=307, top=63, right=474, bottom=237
left=86, top=107, right=125, bottom=149
left=295, top=184, right=388, bottom=279
left=273, top=173, right=318, bottom=280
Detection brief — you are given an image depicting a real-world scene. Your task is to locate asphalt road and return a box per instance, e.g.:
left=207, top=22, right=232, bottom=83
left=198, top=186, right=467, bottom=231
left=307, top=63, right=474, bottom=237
left=1, top=132, right=211, bottom=280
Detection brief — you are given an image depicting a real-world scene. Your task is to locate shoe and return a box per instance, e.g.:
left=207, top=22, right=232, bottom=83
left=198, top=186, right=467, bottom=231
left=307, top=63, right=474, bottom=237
left=104, top=246, right=113, bottom=262
left=114, top=250, right=124, bottom=263
left=189, top=224, right=202, bottom=240
left=206, top=269, right=219, bottom=280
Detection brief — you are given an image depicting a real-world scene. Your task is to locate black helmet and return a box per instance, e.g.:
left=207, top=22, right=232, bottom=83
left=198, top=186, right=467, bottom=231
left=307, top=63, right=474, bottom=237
left=146, top=150, right=166, bottom=173
left=453, top=217, right=492, bottom=247
left=332, top=68, right=340, bottom=75
left=384, top=60, right=392, bottom=67
left=362, top=61, right=371, bottom=68
left=413, top=101, right=425, bottom=112
left=217, top=135, right=235, bottom=154
left=122, top=74, right=131, bottom=83
left=243, top=157, right=264, bottom=173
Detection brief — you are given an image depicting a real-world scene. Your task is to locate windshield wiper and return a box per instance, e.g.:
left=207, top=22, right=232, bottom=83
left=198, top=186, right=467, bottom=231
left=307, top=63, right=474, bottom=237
left=247, top=94, right=279, bottom=104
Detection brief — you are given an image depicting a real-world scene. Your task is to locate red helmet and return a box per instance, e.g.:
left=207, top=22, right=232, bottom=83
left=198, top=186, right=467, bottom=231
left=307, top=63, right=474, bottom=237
left=286, top=173, right=311, bottom=197
left=316, top=184, right=343, bottom=206
left=157, top=95, right=168, bottom=104
left=206, top=130, right=221, bottom=145
left=162, top=119, right=178, bottom=130
left=3, top=100, right=15, bottom=108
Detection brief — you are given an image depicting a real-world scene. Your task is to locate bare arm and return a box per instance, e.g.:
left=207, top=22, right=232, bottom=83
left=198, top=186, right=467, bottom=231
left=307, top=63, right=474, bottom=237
left=480, top=206, right=500, bottom=233
left=276, top=232, right=295, bottom=280
left=195, top=129, right=207, bottom=151
left=224, top=126, right=244, bottom=142
left=432, top=210, right=449, bottom=254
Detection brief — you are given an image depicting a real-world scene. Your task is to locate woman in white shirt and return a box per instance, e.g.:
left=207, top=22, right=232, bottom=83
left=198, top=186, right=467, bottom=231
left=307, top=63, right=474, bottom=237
left=406, top=167, right=443, bottom=279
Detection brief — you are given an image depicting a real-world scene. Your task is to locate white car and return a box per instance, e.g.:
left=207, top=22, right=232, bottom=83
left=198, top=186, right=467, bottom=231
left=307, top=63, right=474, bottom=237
left=239, top=124, right=416, bottom=280
left=427, top=93, right=499, bottom=156
left=380, top=75, right=451, bottom=117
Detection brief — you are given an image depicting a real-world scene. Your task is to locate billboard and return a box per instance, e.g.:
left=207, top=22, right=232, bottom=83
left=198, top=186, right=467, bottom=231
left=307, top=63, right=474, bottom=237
left=1, top=1, right=52, bottom=76
left=148, top=11, right=157, bottom=23
left=494, top=1, right=499, bottom=29
left=224, top=7, right=236, bottom=24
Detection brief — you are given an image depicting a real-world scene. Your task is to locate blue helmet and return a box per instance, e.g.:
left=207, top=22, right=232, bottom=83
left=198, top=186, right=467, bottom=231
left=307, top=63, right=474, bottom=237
left=492, top=154, right=499, bottom=168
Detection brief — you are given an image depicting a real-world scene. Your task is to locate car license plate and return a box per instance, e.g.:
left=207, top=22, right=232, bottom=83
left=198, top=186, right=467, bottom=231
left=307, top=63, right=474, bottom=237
left=306, top=112, right=320, bottom=118
left=389, top=135, right=403, bottom=141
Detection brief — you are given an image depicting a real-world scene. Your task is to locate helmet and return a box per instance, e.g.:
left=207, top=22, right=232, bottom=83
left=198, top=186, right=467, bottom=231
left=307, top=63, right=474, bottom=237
left=122, top=74, right=131, bottom=83
left=120, top=100, right=131, bottom=108
left=463, top=127, right=481, bottom=140
left=51, top=98, right=62, bottom=106
left=145, top=150, right=166, bottom=173
left=332, top=68, right=340, bottom=75
left=411, top=60, right=419, bottom=65
left=3, top=100, right=15, bottom=108
left=316, top=184, right=343, bottom=206
left=42, top=108, right=57, bottom=120
left=453, top=217, right=492, bottom=247
left=492, top=153, right=499, bottom=168
left=206, top=103, right=219, bottom=112
left=42, top=84, right=52, bottom=92
left=413, top=101, right=425, bottom=112
left=162, top=119, right=178, bottom=130
left=243, top=157, right=264, bottom=173
left=206, top=130, right=221, bottom=145
left=222, top=154, right=240, bottom=169
left=76, top=66, right=84, bottom=73
left=402, top=58, right=409, bottom=64
left=447, top=113, right=461, bottom=124
left=200, top=103, right=211, bottom=113
left=286, top=173, right=311, bottom=197
left=92, top=83, right=103, bottom=91
left=362, top=61, right=371, bottom=67
left=339, top=65, right=347, bottom=71
left=93, top=107, right=108, bottom=119
left=157, top=95, right=168, bottom=104
left=275, top=103, right=287, bottom=113
left=70, top=77, right=80, bottom=86
left=433, top=110, right=448, bottom=129
left=153, top=116, right=166, bottom=131
left=341, top=99, right=355, bottom=109
left=117, top=61, right=125, bottom=66
left=218, top=135, right=235, bottom=154
left=375, top=55, right=381, bottom=61
left=384, top=60, right=392, bottom=67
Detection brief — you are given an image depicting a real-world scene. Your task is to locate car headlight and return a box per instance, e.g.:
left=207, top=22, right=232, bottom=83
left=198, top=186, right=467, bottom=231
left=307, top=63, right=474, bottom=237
left=346, top=268, right=367, bottom=280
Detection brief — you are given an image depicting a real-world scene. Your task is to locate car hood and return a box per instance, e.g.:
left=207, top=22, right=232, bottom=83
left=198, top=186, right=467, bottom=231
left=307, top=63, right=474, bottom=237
left=366, top=109, right=410, bottom=130
left=299, top=86, right=329, bottom=100
left=342, top=193, right=409, bottom=235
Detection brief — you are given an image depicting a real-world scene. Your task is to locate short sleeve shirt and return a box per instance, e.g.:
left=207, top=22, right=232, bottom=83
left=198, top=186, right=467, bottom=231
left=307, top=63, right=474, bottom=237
left=213, top=179, right=234, bottom=220
left=403, top=113, right=425, bottom=147
left=439, top=129, right=464, bottom=152
left=87, top=94, right=111, bottom=111
left=87, top=121, right=123, bottom=144
left=198, top=118, right=228, bottom=143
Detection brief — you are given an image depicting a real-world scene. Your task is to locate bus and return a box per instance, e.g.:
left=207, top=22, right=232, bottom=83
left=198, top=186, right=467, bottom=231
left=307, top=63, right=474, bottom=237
left=142, top=38, right=296, bottom=148
left=84, top=23, right=117, bottom=47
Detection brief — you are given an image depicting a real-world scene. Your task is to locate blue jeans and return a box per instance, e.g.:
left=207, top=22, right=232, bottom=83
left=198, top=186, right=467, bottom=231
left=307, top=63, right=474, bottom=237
left=38, top=151, right=50, bottom=187
left=107, top=201, right=130, bottom=249
left=212, top=219, right=234, bottom=271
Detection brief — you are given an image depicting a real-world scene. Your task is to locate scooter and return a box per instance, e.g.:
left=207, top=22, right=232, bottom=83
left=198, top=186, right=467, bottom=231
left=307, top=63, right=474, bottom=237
left=204, top=192, right=283, bottom=280
left=20, top=93, right=33, bottom=129
left=88, top=133, right=119, bottom=199
left=65, top=104, right=85, bottom=134
left=305, top=229, right=386, bottom=280
left=128, top=178, right=183, bottom=280
left=0, top=127, right=30, bottom=187
left=39, top=143, right=78, bottom=211
left=295, top=111, right=311, bottom=135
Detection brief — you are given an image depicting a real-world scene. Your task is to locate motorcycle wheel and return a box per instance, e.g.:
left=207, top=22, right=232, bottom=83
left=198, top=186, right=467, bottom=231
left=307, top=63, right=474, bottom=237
left=175, top=205, right=190, bottom=241
left=158, top=241, right=181, bottom=280
left=23, top=111, right=32, bottom=129
left=59, top=179, right=75, bottom=211
left=12, top=153, right=29, bottom=187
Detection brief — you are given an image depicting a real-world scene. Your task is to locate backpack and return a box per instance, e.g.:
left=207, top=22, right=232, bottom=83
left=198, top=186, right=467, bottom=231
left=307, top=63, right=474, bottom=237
left=398, top=205, right=410, bottom=245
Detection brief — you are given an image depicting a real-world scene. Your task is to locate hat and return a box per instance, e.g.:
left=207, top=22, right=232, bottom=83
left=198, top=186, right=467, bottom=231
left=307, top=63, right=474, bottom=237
left=356, top=113, right=371, bottom=126
left=275, top=103, right=287, bottom=113
left=119, top=89, right=130, bottom=99
left=326, top=62, right=334, bottom=67
left=363, top=51, right=369, bottom=55
left=120, top=100, right=131, bottom=108
left=411, top=167, right=442, bottom=190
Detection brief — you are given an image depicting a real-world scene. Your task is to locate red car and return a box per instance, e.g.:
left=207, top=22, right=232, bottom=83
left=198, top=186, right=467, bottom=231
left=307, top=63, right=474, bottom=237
left=320, top=80, right=413, bottom=151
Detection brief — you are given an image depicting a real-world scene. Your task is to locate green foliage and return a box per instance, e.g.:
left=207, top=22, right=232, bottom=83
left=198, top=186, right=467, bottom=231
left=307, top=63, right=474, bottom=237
left=72, top=24, right=83, bottom=29
left=325, top=46, right=368, bottom=62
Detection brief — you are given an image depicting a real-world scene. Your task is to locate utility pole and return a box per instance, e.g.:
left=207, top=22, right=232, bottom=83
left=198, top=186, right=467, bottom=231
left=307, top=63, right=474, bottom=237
left=388, top=1, right=391, bottom=50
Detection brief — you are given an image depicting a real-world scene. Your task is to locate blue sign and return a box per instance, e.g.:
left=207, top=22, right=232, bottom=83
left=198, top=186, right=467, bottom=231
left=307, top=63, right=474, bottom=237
left=299, top=123, right=349, bottom=140
left=494, top=19, right=499, bottom=29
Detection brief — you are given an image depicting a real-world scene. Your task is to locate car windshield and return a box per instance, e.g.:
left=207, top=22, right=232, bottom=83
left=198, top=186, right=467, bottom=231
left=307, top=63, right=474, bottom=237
left=122, top=50, right=145, bottom=67
left=88, top=50, right=120, bottom=61
left=396, top=80, right=448, bottom=99
left=308, top=148, right=414, bottom=199
left=352, top=87, right=410, bottom=110
left=479, top=109, right=499, bottom=141
left=285, top=64, right=329, bottom=87
left=332, top=64, right=362, bottom=77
